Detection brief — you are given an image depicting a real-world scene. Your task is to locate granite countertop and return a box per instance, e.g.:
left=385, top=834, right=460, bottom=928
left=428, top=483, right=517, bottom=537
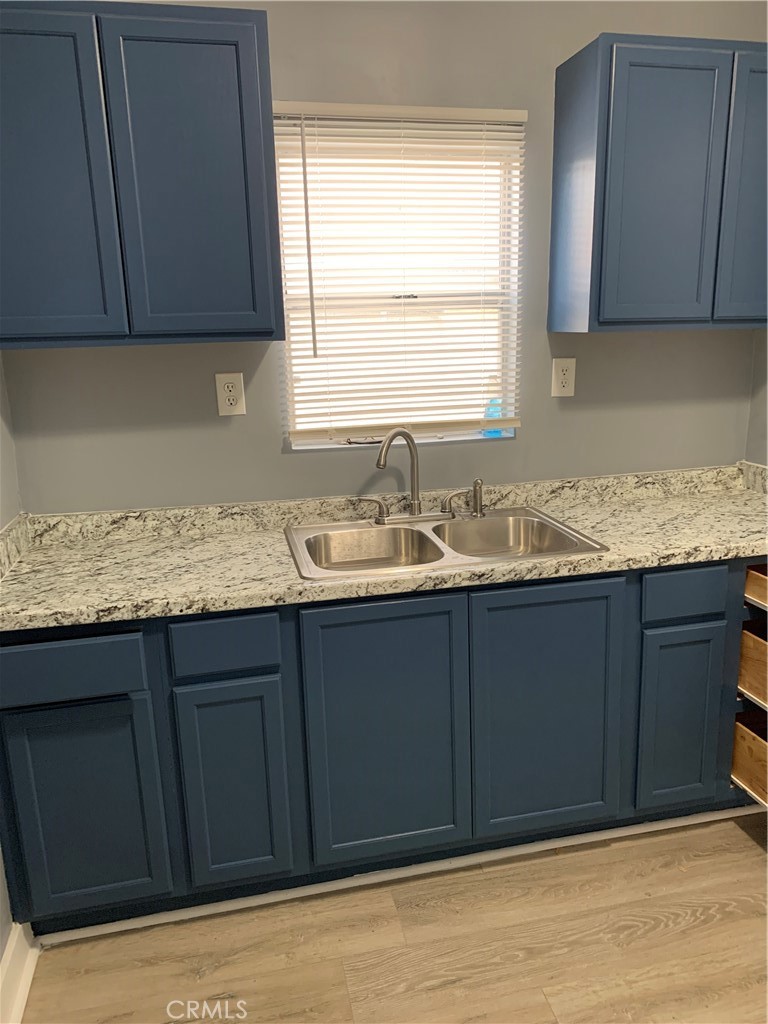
left=1, top=463, right=766, bottom=632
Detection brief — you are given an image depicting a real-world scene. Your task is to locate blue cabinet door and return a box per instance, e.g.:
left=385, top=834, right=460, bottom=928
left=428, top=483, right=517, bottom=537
left=301, top=596, right=471, bottom=866
left=174, top=677, right=293, bottom=888
left=600, top=45, right=733, bottom=322
left=98, top=14, right=281, bottom=336
left=472, top=579, right=625, bottom=837
left=0, top=10, right=127, bottom=339
left=714, top=52, right=767, bottom=321
left=2, top=693, right=172, bottom=918
left=636, top=621, right=726, bottom=809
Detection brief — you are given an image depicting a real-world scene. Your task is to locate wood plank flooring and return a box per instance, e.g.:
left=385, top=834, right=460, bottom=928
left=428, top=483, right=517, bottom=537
left=23, top=816, right=767, bottom=1024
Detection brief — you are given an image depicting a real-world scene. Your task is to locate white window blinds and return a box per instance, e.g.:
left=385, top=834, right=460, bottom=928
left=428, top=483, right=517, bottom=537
left=274, top=105, right=525, bottom=446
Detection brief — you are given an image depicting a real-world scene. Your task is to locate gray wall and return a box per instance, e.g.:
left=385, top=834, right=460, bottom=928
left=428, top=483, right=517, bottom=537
left=0, top=356, right=17, bottom=956
left=746, top=332, right=767, bottom=465
left=0, top=356, right=21, bottom=528
left=0, top=356, right=19, bottom=977
left=3, top=1, right=766, bottom=514
left=0, top=845, right=11, bottom=960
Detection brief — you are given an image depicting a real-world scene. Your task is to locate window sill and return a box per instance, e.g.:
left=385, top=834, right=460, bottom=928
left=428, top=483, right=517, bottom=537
left=286, top=429, right=516, bottom=453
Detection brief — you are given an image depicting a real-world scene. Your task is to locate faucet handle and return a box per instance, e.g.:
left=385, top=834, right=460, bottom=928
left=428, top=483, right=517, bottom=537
left=441, top=487, right=471, bottom=515
left=357, top=496, right=391, bottom=522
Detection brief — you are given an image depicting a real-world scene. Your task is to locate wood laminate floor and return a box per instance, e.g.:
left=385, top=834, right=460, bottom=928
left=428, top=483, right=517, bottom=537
left=23, top=816, right=768, bottom=1024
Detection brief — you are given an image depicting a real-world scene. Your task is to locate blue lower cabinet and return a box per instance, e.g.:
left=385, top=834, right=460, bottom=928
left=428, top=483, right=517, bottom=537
left=2, top=693, right=172, bottom=918
left=174, top=677, right=293, bottom=888
left=636, top=621, right=726, bottom=809
left=471, top=579, right=625, bottom=837
left=300, top=596, right=472, bottom=865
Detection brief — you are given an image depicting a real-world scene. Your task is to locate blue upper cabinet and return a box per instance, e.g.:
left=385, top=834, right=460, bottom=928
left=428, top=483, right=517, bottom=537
left=0, top=10, right=127, bottom=339
left=600, top=46, right=732, bottom=323
left=714, top=52, right=767, bottom=321
left=0, top=3, right=283, bottom=347
left=548, top=34, right=767, bottom=331
left=471, top=579, right=625, bottom=837
left=98, top=13, right=281, bottom=337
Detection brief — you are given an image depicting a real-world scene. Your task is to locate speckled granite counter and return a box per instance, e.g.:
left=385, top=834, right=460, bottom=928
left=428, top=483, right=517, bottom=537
left=1, top=462, right=766, bottom=632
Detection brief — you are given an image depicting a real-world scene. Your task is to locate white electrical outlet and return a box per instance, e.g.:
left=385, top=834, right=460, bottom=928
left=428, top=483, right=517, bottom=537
left=215, top=372, right=246, bottom=416
left=551, top=358, right=576, bottom=397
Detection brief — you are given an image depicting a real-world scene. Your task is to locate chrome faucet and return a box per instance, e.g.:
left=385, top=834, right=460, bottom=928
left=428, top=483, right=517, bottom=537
left=376, top=428, right=422, bottom=517
left=441, top=478, right=486, bottom=517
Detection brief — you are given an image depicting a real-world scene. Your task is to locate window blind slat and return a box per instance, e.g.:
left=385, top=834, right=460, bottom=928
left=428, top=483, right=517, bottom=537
left=275, top=111, right=524, bottom=445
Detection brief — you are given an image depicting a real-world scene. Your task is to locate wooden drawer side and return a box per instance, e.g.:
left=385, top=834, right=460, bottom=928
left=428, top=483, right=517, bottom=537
left=732, top=718, right=768, bottom=808
left=745, top=564, right=768, bottom=611
left=738, top=626, right=768, bottom=709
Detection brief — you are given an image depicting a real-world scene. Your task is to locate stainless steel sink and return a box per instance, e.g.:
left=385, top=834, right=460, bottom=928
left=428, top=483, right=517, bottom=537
left=433, top=514, right=580, bottom=558
left=286, top=506, right=606, bottom=580
left=304, top=526, right=444, bottom=573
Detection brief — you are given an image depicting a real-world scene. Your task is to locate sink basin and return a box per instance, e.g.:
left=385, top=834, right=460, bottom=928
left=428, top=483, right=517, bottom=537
left=434, top=514, right=580, bottom=558
left=285, top=507, right=606, bottom=580
left=304, top=526, right=444, bottom=573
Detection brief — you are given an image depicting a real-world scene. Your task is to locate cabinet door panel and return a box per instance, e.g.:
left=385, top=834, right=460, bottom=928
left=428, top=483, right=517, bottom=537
left=714, top=52, right=767, bottom=321
left=472, top=579, right=624, bottom=837
left=301, top=596, right=471, bottom=865
left=0, top=10, right=127, bottom=338
left=636, top=622, right=725, bottom=809
left=600, top=45, right=732, bottom=322
left=175, top=677, right=292, bottom=887
left=98, top=15, right=279, bottom=335
left=3, top=694, right=171, bottom=918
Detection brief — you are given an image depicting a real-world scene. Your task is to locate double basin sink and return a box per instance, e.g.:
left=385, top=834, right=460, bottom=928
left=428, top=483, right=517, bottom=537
left=286, top=507, right=607, bottom=580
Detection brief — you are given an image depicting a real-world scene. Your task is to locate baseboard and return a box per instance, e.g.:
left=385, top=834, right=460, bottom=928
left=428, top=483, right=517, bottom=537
left=38, top=803, right=763, bottom=950
left=0, top=922, right=40, bottom=1024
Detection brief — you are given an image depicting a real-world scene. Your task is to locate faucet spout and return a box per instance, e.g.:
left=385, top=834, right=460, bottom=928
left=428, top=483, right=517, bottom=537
left=376, top=428, right=422, bottom=517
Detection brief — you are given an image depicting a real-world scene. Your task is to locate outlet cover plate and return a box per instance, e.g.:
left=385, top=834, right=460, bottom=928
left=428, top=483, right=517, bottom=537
left=551, top=358, right=576, bottom=397
left=215, top=372, right=246, bottom=416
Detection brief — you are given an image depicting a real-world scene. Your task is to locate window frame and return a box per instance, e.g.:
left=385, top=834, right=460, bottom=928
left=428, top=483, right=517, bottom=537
left=273, top=102, right=527, bottom=451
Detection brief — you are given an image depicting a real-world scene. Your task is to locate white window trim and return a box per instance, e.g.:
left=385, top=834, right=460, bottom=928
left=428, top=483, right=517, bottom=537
left=273, top=101, right=528, bottom=123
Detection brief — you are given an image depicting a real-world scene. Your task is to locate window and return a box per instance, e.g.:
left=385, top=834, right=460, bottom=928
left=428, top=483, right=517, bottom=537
left=274, top=104, right=525, bottom=447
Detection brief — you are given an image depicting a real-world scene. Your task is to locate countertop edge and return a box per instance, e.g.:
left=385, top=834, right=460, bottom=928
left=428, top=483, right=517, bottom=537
left=4, top=539, right=766, bottom=634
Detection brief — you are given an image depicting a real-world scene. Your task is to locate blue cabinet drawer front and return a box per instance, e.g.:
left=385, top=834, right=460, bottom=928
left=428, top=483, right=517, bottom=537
left=642, top=566, right=729, bottom=623
left=0, top=634, right=147, bottom=709
left=169, top=614, right=281, bottom=680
